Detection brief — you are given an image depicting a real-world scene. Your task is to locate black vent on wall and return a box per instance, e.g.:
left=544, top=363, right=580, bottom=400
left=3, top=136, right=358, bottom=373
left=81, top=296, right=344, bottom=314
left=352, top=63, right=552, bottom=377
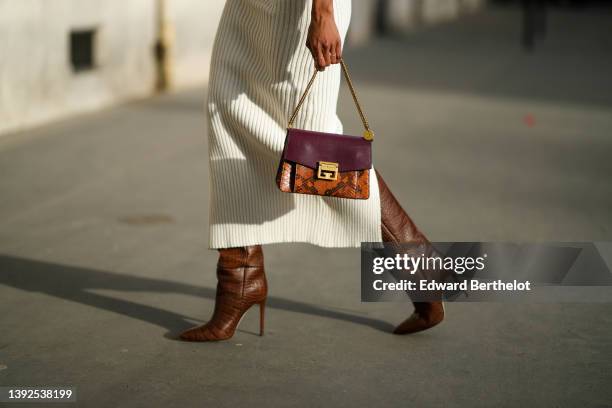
left=70, top=29, right=96, bottom=72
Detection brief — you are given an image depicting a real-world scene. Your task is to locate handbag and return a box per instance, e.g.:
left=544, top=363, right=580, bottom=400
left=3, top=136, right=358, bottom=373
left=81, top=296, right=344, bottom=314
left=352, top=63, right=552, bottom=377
left=276, top=59, right=375, bottom=200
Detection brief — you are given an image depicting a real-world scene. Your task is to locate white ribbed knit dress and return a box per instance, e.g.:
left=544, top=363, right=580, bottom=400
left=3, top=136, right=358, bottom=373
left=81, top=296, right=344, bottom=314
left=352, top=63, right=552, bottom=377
left=207, top=0, right=382, bottom=249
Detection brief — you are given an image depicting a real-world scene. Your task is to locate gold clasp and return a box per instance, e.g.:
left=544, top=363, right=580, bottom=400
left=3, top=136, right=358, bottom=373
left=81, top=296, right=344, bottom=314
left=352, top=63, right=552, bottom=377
left=317, top=161, right=339, bottom=181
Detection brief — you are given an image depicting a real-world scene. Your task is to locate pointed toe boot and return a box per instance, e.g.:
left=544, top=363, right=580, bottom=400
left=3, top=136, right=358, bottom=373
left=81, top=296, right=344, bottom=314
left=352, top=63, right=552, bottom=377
left=377, top=170, right=447, bottom=335
left=392, top=302, right=445, bottom=335
left=179, top=245, right=267, bottom=342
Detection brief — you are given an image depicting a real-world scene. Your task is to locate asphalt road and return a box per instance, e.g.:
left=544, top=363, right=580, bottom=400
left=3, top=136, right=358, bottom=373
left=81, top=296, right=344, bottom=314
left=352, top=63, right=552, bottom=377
left=1, top=6, right=611, bottom=408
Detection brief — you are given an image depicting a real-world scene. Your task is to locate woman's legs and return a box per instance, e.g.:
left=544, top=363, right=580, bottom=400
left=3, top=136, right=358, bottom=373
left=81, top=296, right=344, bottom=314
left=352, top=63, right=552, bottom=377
left=181, top=171, right=442, bottom=341
left=179, top=246, right=267, bottom=342
left=376, top=170, right=445, bottom=334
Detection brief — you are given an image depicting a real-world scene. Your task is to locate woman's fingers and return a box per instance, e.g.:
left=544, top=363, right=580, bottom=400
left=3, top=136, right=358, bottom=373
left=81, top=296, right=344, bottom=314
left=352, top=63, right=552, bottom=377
left=329, top=45, right=338, bottom=64
left=316, top=44, right=328, bottom=71
left=323, top=44, right=332, bottom=67
left=335, top=42, right=342, bottom=62
left=330, top=41, right=342, bottom=64
left=307, top=42, right=323, bottom=71
left=307, top=40, right=342, bottom=70
left=306, top=42, right=317, bottom=68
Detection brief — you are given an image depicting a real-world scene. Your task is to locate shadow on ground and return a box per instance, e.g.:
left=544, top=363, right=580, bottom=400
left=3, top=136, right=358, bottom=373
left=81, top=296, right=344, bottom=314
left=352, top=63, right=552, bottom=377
left=0, top=255, right=394, bottom=337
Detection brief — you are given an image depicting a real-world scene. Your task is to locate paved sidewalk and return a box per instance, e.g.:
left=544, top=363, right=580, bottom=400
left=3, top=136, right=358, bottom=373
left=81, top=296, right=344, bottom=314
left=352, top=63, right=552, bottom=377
left=1, top=6, right=611, bottom=407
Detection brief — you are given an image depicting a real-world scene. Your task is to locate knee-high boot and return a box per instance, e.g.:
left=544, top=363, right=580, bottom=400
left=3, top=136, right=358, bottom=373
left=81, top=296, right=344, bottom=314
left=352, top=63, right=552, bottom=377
left=179, top=245, right=267, bottom=342
left=377, top=170, right=445, bottom=334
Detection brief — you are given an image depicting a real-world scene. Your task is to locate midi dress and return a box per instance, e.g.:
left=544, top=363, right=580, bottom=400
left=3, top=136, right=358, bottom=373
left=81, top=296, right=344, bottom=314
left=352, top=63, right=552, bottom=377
left=207, top=0, right=382, bottom=249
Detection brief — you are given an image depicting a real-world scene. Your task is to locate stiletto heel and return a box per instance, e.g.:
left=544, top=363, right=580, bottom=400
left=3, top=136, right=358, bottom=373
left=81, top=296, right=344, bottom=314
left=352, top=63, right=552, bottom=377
left=179, top=246, right=268, bottom=342
left=259, top=300, right=266, bottom=336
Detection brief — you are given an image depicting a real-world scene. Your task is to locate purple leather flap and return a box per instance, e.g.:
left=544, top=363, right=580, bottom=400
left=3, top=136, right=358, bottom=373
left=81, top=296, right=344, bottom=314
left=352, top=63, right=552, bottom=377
left=282, top=128, right=372, bottom=172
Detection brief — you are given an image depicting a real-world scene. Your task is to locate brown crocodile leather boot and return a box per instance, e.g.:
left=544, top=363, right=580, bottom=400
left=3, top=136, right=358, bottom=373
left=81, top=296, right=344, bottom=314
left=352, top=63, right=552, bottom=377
left=179, top=245, right=267, bottom=342
left=376, top=170, right=445, bottom=335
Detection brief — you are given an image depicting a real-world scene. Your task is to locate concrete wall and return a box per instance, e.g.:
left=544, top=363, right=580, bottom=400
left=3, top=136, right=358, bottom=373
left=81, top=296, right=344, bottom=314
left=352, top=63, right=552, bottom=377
left=0, top=0, right=224, bottom=136
left=0, top=0, right=157, bottom=135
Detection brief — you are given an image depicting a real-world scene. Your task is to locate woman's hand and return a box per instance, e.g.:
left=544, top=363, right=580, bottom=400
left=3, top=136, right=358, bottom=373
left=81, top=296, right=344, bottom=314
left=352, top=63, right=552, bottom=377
left=306, top=0, right=342, bottom=71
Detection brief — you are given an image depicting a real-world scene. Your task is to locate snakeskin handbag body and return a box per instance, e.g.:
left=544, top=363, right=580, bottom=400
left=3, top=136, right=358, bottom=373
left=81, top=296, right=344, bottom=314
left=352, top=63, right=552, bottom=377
left=276, top=59, right=375, bottom=200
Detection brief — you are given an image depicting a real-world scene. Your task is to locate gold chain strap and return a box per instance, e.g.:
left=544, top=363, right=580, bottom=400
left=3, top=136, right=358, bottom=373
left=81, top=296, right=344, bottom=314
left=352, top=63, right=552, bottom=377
left=287, top=59, right=374, bottom=141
